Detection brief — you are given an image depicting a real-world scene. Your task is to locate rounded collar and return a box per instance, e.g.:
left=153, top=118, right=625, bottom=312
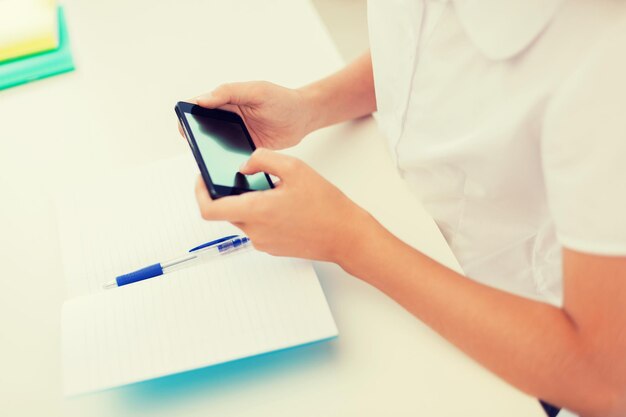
left=452, top=0, right=565, bottom=60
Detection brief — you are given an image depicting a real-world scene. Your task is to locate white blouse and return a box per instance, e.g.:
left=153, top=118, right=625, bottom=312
left=367, top=0, right=626, bottom=311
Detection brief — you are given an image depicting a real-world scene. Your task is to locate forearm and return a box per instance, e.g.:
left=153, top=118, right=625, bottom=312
left=299, top=51, right=376, bottom=133
left=340, top=213, right=621, bottom=417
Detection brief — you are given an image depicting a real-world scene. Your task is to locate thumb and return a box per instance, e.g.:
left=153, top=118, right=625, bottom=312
left=240, top=149, right=301, bottom=180
left=196, top=82, right=262, bottom=109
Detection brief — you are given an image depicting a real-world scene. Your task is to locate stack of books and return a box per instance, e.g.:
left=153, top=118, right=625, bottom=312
left=0, top=0, right=74, bottom=90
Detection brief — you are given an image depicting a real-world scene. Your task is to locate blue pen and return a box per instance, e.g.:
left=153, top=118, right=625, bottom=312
left=103, top=235, right=251, bottom=289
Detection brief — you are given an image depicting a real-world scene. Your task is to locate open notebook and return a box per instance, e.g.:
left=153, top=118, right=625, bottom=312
left=58, top=155, right=338, bottom=396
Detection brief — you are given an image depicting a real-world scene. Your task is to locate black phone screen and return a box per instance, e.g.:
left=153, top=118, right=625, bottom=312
left=184, top=112, right=272, bottom=191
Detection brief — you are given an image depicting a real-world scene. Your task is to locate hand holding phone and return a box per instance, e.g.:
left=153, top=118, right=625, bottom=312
left=175, top=101, right=274, bottom=199
left=192, top=81, right=313, bottom=150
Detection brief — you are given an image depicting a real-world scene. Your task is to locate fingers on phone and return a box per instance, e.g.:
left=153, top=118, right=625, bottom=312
left=218, top=104, right=243, bottom=116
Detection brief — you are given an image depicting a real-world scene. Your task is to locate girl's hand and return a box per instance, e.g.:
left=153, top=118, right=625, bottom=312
left=194, top=148, right=374, bottom=263
left=186, top=81, right=315, bottom=150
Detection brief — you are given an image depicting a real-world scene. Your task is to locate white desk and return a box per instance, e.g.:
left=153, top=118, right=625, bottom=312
left=0, top=1, right=544, bottom=416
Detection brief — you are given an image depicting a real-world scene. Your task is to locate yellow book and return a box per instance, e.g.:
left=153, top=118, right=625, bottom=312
left=0, top=0, right=58, bottom=62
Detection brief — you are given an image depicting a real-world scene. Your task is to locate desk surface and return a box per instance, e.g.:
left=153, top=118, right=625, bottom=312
left=0, top=1, right=544, bottom=415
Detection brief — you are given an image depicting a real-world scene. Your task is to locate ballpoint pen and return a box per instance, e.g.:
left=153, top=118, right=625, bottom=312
left=103, top=235, right=251, bottom=289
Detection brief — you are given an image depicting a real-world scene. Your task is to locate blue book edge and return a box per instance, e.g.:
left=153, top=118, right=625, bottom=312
left=67, top=335, right=339, bottom=398
left=0, top=7, right=75, bottom=91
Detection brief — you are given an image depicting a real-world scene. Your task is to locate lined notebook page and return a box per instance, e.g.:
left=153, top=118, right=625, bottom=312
left=57, top=155, right=236, bottom=299
left=58, top=155, right=337, bottom=396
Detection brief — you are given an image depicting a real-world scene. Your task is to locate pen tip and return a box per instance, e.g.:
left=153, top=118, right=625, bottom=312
left=102, top=281, right=117, bottom=290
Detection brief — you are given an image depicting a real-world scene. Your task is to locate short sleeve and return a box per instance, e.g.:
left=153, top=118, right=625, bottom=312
left=542, top=19, right=626, bottom=256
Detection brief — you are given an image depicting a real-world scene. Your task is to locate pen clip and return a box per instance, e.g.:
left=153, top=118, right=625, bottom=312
left=189, top=235, right=239, bottom=253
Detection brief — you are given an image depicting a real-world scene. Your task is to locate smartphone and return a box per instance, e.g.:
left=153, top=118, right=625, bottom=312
left=175, top=101, right=274, bottom=199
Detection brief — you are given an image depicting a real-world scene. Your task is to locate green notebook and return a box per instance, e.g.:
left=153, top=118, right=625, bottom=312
left=0, top=6, right=74, bottom=90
